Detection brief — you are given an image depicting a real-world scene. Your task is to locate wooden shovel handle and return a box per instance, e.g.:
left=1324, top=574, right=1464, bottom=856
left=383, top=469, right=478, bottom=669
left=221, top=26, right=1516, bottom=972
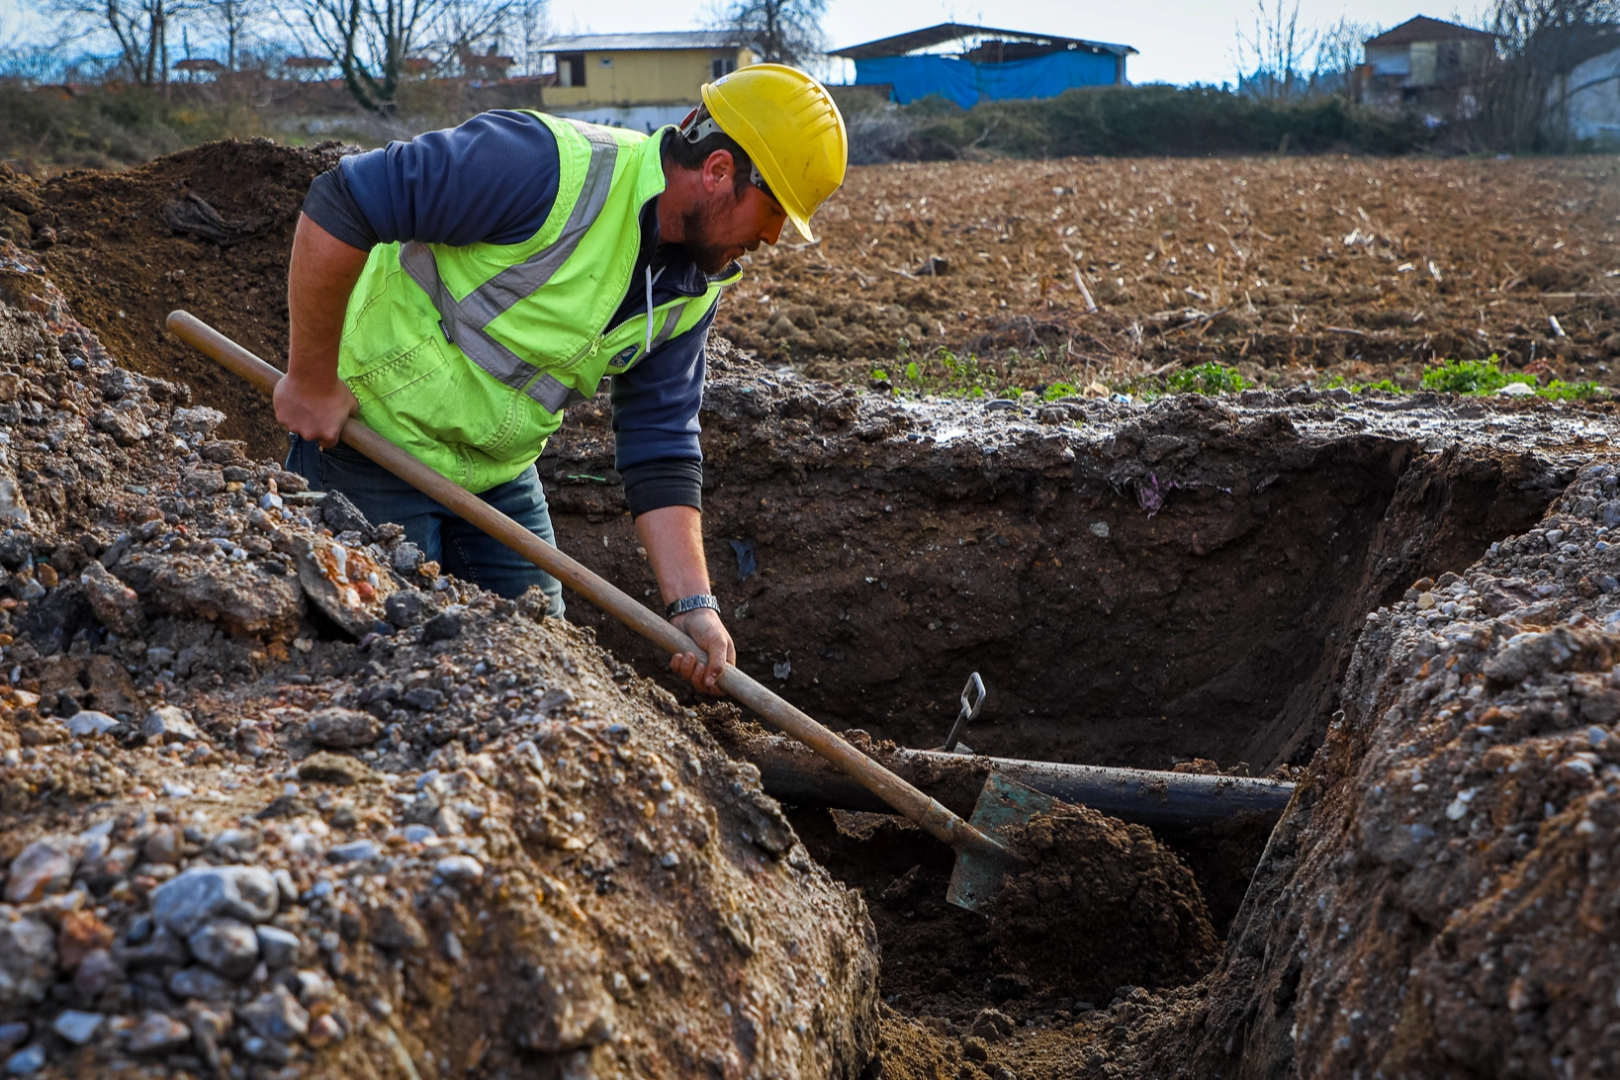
left=164, top=311, right=1002, bottom=858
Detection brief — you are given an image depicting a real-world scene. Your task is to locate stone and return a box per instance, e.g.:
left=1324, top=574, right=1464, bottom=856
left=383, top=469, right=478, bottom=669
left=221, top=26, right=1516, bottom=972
left=125, top=1011, right=191, bottom=1055
left=187, top=919, right=259, bottom=979
left=369, top=904, right=428, bottom=951
left=0, top=1025, right=25, bottom=1053
left=403, top=687, right=445, bottom=711
left=57, top=909, right=115, bottom=970
left=239, top=983, right=309, bottom=1042
left=421, top=611, right=462, bottom=644
left=63, top=710, right=118, bottom=738
left=51, top=1010, right=102, bottom=1046
left=297, top=752, right=377, bottom=787
left=79, top=560, right=144, bottom=636
left=307, top=707, right=382, bottom=749
left=120, top=926, right=188, bottom=970
left=150, top=866, right=279, bottom=937
left=168, top=966, right=232, bottom=1001
left=72, top=949, right=119, bottom=999
left=4, top=838, right=75, bottom=903
left=142, top=706, right=199, bottom=744
left=306, top=1013, right=343, bottom=1048
left=326, top=840, right=379, bottom=864
left=385, top=590, right=429, bottom=629
left=255, top=926, right=300, bottom=969
left=3, top=1044, right=44, bottom=1075
left=241, top=1035, right=292, bottom=1064
left=434, top=855, right=483, bottom=885
left=319, top=490, right=374, bottom=536
left=141, top=825, right=182, bottom=865
left=392, top=542, right=423, bottom=575
left=971, top=1007, right=1016, bottom=1041
left=112, top=550, right=303, bottom=637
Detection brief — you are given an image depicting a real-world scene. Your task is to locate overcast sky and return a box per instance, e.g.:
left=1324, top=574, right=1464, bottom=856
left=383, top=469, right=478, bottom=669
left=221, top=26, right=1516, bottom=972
left=548, top=0, right=1481, bottom=85
left=0, top=0, right=1482, bottom=85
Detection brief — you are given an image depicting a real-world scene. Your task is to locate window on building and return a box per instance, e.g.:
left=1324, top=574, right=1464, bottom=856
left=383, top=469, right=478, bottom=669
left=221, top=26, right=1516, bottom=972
left=557, top=53, right=585, bottom=87
left=712, top=56, right=736, bottom=80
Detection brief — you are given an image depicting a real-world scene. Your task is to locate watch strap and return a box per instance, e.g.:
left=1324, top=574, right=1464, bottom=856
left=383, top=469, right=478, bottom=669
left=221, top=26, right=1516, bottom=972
left=665, top=594, right=720, bottom=619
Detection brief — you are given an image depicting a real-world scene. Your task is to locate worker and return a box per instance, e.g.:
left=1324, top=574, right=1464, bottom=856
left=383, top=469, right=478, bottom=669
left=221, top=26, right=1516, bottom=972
left=276, top=65, right=848, bottom=695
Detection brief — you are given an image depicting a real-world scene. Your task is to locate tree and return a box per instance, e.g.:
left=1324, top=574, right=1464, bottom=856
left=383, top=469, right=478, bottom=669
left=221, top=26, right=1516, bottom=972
left=1477, top=0, right=1620, bottom=150
left=1233, top=0, right=1317, bottom=101
left=202, top=0, right=264, bottom=69
left=287, top=0, right=515, bottom=113
left=52, top=0, right=198, bottom=87
left=712, top=0, right=826, bottom=67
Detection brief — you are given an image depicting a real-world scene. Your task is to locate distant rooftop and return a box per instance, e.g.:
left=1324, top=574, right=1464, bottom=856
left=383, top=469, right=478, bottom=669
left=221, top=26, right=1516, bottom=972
left=1365, top=16, right=1495, bottom=47
left=543, top=31, right=748, bottom=52
left=829, top=23, right=1136, bottom=61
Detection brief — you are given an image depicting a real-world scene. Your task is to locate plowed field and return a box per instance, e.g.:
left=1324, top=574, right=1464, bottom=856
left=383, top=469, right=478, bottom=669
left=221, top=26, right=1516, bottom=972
left=717, top=156, right=1620, bottom=392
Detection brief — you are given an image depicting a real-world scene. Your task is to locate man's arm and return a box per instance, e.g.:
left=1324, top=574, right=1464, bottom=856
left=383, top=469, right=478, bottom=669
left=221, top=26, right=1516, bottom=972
left=637, top=505, right=734, bottom=693
left=611, top=313, right=737, bottom=694
left=275, top=214, right=367, bottom=448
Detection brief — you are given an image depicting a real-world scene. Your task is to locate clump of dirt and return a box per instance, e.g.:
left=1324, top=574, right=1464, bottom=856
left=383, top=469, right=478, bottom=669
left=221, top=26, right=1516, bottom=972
left=0, top=140, right=349, bottom=459
left=987, top=804, right=1219, bottom=1002
left=0, top=243, right=879, bottom=1079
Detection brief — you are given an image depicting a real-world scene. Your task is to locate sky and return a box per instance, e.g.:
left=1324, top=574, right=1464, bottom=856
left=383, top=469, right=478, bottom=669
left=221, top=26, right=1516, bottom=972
left=0, top=0, right=1482, bottom=85
left=545, top=0, right=1484, bottom=85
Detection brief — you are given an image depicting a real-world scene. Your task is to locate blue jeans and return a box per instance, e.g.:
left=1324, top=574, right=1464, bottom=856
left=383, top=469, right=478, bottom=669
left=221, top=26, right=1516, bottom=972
left=286, top=435, right=565, bottom=618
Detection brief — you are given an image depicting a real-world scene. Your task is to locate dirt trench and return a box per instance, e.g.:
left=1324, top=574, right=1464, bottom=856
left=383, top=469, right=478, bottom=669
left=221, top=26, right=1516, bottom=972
left=545, top=353, right=1570, bottom=777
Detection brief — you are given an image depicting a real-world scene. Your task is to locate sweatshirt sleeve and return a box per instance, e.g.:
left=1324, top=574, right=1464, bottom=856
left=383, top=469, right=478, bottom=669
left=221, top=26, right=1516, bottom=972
left=318, top=110, right=562, bottom=248
left=610, top=307, right=713, bottom=517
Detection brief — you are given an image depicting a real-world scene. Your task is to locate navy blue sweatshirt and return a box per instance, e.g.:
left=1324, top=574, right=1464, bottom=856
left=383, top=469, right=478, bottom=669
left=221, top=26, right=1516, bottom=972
left=301, top=110, right=715, bottom=517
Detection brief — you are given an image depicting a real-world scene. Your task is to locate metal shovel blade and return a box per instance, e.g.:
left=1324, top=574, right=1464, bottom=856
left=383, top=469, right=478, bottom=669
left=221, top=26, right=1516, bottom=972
left=946, top=771, right=1062, bottom=914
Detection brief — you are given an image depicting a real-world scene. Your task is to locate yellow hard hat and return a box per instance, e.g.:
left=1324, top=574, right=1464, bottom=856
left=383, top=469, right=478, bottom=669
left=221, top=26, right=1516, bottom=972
left=699, top=63, right=847, bottom=243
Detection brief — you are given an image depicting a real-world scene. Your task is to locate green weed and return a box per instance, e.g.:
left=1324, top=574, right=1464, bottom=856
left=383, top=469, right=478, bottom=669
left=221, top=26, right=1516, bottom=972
left=1164, top=362, right=1248, bottom=395
left=1419, top=357, right=1533, bottom=395
left=1536, top=380, right=1605, bottom=401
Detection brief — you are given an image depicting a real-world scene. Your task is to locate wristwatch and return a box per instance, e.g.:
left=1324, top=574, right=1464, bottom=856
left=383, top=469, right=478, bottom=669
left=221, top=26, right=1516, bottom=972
left=665, top=594, right=720, bottom=620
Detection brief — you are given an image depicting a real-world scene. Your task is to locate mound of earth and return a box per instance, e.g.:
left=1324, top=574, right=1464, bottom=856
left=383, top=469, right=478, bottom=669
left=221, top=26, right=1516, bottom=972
left=0, top=140, right=348, bottom=460
left=987, top=803, right=1219, bottom=1001
left=0, top=242, right=878, bottom=1079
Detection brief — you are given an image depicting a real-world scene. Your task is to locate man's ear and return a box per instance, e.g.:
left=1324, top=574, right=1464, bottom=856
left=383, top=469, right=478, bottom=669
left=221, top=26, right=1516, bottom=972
left=701, top=149, right=736, bottom=194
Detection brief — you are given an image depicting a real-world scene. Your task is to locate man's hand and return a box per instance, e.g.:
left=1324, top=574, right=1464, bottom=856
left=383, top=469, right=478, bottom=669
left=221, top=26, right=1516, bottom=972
left=274, top=369, right=358, bottom=449
left=635, top=505, right=734, bottom=695
left=669, top=606, right=735, bottom=694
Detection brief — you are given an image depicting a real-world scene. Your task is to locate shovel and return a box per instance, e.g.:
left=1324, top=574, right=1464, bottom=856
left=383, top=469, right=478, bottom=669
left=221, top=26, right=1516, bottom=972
left=164, top=310, right=1058, bottom=912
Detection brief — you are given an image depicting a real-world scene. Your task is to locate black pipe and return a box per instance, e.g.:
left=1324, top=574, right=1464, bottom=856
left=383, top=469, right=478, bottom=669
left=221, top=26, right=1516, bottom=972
left=738, top=736, right=1296, bottom=830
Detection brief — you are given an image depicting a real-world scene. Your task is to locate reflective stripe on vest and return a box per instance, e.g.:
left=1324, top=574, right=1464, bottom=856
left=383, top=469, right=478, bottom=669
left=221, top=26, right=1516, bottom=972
left=397, top=122, right=621, bottom=403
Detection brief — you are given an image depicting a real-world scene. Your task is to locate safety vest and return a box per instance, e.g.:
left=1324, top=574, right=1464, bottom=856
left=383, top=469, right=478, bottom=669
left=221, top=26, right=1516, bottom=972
left=336, top=113, right=739, bottom=494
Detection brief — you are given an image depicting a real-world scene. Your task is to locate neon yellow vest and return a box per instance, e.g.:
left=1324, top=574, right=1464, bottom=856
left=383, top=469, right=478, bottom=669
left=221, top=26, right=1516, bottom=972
left=336, top=114, right=738, bottom=493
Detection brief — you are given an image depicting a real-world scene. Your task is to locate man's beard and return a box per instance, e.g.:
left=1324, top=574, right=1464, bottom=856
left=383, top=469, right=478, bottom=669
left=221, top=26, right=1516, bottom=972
left=680, top=196, right=739, bottom=275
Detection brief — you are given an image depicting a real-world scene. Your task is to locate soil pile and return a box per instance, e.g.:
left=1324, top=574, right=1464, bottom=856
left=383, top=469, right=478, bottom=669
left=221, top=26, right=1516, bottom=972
left=0, top=242, right=879, bottom=1078
left=719, top=156, right=1620, bottom=390
left=987, top=804, right=1219, bottom=1002
left=0, top=140, right=348, bottom=459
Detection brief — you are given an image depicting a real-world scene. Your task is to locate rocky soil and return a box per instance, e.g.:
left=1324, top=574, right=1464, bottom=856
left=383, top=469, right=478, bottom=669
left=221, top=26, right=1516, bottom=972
left=0, top=242, right=879, bottom=1079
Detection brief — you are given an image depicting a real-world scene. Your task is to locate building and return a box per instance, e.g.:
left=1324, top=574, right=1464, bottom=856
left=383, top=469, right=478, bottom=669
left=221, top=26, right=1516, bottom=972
left=1355, top=16, right=1495, bottom=108
left=1552, top=25, right=1620, bottom=146
left=540, top=31, right=757, bottom=131
left=826, top=23, right=1136, bottom=110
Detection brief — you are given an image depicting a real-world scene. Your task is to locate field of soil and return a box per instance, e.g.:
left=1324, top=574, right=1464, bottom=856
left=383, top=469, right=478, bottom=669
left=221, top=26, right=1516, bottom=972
left=719, top=156, right=1620, bottom=392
